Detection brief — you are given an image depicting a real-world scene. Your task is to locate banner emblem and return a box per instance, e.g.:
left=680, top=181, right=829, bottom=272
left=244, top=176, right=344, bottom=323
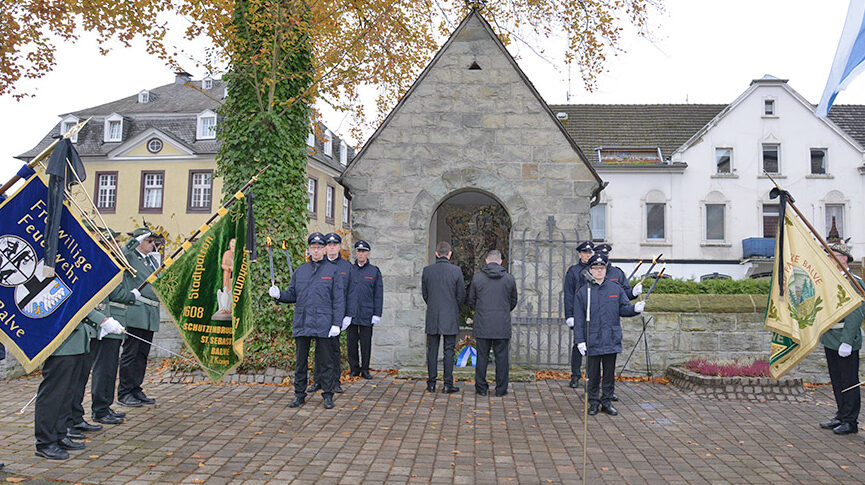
left=14, top=260, right=71, bottom=318
left=0, top=235, right=37, bottom=286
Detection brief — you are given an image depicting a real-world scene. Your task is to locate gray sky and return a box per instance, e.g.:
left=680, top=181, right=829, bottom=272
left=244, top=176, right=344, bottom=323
left=1, top=0, right=862, bottom=185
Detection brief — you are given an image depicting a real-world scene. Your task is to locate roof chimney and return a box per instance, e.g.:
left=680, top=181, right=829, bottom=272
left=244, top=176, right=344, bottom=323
left=174, top=71, right=192, bottom=85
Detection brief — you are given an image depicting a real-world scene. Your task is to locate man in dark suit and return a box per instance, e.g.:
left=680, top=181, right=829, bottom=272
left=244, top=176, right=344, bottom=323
left=468, top=250, right=517, bottom=397
left=421, top=241, right=466, bottom=393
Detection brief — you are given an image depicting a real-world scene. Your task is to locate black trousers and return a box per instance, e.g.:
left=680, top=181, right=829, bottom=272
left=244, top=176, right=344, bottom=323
left=313, top=335, right=343, bottom=385
left=35, top=354, right=85, bottom=448
left=570, top=341, right=583, bottom=379
left=426, top=334, right=456, bottom=385
left=475, top=338, right=509, bottom=395
left=826, top=347, right=860, bottom=425
left=118, top=327, right=153, bottom=398
left=296, top=336, right=335, bottom=398
left=586, top=353, right=617, bottom=406
left=68, top=344, right=96, bottom=427
left=91, top=338, right=122, bottom=417
left=347, top=324, right=373, bottom=373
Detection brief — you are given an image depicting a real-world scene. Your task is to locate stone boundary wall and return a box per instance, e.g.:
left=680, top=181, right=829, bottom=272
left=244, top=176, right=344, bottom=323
left=666, top=366, right=806, bottom=402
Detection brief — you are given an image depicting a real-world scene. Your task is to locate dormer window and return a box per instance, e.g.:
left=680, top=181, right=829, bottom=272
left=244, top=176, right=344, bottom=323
left=339, top=141, right=348, bottom=166
left=324, top=130, right=333, bottom=157
left=203, top=76, right=213, bottom=90
left=197, top=110, right=217, bottom=140
left=61, top=115, right=80, bottom=143
left=138, top=90, right=150, bottom=103
left=104, top=113, right=123, bottom=142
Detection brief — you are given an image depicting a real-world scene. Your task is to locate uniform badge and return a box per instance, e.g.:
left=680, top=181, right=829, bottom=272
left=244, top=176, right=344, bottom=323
left=13, top=260, right=72, bottom=318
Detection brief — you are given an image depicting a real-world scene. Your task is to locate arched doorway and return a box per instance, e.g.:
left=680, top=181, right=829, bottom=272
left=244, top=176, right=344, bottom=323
left=428, top=190, right=512, bottom=283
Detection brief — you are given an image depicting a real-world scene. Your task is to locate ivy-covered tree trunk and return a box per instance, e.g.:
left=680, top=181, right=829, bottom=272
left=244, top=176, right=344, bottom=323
left=216, top=0, right=313, bottom=337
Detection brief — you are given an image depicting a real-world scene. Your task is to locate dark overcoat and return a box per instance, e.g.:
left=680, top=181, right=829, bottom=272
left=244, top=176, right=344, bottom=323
left=563, top=261, right=590, bottom=320
left=605, top=264, right=636, bottom=300
left=348, top=261, right=383, bottom=326
left=277, top=258, right=345, bottom=338
left=573, top=278, right=639, bottom=356
left=421, top=257, right=466, bottom=335
left=468, top=263, right=517, bottom=339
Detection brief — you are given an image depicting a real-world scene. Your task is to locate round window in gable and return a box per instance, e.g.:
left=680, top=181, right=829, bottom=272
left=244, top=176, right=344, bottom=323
left=147, top=138, right=164, bottom=153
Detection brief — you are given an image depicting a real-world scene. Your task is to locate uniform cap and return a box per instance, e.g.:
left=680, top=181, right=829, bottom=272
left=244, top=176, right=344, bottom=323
left=588, top=253, right=608, bottom=267
left=354, top=240, right=371, bottom=251
left=324, top=232, right=342, bottom=244
left=307, top=232, right=326, bottom=245
left=828, top=240, right=853, bottom=263
left=576, top=241, right=595, bottom=252
left=594, top=243, right=612, bottom=255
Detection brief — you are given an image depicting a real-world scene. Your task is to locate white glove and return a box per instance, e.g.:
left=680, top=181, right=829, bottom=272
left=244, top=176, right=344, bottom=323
left=634, top=301, right=646, bottom=313
left=566, top=317, right=574, bottom=328
left=371, top=316, right=381, bottom=325
left=328, top=325, right=340, bottom=337
left=577, top=342, right=586, bottom=356
left=839, top=342, right=853, bottom=357
left=632, top=282, right=643, bottom=296
left=99, top=318, right=125, bottom=340
left=131, top=288, right=141, bottom=301
left=135, top=231, right=152, bottom=243
left=341, top=316, right=352, bottom=330
left=268, top=286, right=281, bottom=299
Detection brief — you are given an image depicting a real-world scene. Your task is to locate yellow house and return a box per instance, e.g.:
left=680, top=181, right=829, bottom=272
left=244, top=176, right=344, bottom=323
left=17, top=73, right=354, bottom=248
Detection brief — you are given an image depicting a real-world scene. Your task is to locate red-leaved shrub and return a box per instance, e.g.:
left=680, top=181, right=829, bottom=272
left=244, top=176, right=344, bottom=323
left=683, top=358, right=770, bottom=377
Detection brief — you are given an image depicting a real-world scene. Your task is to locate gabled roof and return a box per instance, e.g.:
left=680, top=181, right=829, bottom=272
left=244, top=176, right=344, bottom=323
left=827, top=105, right=865, bottom=148
left=549, top=104, right=726, bottom=164
left=342, top=9, right=601, bottom=185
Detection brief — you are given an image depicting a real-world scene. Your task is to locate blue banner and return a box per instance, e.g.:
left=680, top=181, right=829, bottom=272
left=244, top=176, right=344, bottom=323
left=0, top=175, right=122, bottom=372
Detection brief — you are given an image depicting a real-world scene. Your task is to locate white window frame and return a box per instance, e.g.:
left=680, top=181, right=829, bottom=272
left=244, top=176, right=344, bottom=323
left=138, top=90, right=150, bottom=103
left=141, top=172, right=164, bottom=211
left=701, top=191, right=730, bottom=245
left=324, top=130, right=333, bottom=157
left=307, top=178, right=317, bottom=216
left=61, top=115, right=79, bottom=143
left=188, top=171, right=213, bottom=212
left=197, top=110, right=217, bottom=140
left=342, top=196, right=350, bottom=226
left=641, top=190, right=670, bottom=245
left=714, top=147, right=733, bottom=174
left=590, top=203, right=607, bottom=242
left=810, top=147, right=828, bottom=175
left=761, top=143, right=780, bottom=174
left=325, top=185, right=335, bottom=221
left=104, top=113, right=123, bottom=142
left=763, top=98, right=776, bottom=117
left=307, top=130, right=315, bottom=147
left=340, top=141, right=348, bottom=166
left=203, top=76, right=213, bottom=90
left=96, top=173, right=117, bottom=211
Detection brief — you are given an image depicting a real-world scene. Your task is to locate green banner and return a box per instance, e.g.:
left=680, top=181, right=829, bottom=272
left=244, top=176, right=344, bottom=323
left=152, top=200, right=252, bottom=382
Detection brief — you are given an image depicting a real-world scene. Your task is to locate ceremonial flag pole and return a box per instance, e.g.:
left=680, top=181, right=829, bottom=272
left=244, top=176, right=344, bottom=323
left=282, top=240, right=294, bottom=276
left=626, top=260, right=644, bottom=281
left=266, top=236, right=276, bottom=285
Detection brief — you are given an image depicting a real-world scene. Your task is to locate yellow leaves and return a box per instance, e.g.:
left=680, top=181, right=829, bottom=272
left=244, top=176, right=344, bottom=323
left=6, top=478, right=27, bottom=483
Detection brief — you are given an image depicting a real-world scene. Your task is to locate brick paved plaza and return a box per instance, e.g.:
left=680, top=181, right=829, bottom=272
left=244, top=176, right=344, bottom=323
left=2, top=366, right=865, bottom=484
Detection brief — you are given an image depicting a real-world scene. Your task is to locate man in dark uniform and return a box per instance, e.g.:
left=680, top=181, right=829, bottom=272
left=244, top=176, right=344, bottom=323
left=115, top=228, right=163, bottom=407
left=34, top=308, right=124, bottom=459
left=818, top=239, right=865, bottom=435
left=593, top=244, right=642, bottom=300
left=269, top=232, right=345, bottom=409
left=346, top=240, right=383, bottom=379
left=421, top=241, right=466, bottom=393
left=307, top=232, right=351, bottom=394
left=564, top=240, right=594, bottom=388
left=468, top=250, right=517, bottom=397
left=574, top=253, right=644, bottom=416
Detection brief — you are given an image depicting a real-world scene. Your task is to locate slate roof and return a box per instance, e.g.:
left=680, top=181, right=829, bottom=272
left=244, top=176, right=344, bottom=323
left=17, top=78, right=353, bottom=174
left=826, top=105, right=865, bottom=148
left=549, top=104, right=727, bottom=165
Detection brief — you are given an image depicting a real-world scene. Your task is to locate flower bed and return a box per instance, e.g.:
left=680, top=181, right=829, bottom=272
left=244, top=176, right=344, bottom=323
left=683, top=358, right=770, bottom=377
left=666, top=366, right=806, bottom=402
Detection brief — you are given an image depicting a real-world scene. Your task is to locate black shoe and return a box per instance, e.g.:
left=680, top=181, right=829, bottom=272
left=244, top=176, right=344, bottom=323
left=476, top=389, right=488, bottom=396
left=820, top=418, right=842, bottom=429
left=426, top=382, right=436, bottom=393
left=588, top=403, right=599, bottom=415
left=288, top=396, right=305, bottom=408
left=66, top=429, right=85, bottom=440
left=442, top=384, right=460, bottom=394
left=307, top=382, right=322, bottom=393
left=73, top=420, right=103, bottom=432
left=361, top=371, right=373, bottom=380
left=93, top=414, right=125, bottom=425
left=133, top=391, right=155, bottom=405
left=0, top=462, right=4, bottom=470
left=35, top=444, right=69, bottom=460
left=118, top=394, right=143, bottom=407
left=350, top=371, right=360, bottom=377
left=569, top=376, right=580, bottom=388
left=610, top=394, right=619, bottom=402
left=109, top=408, right=126, bottom=418
left=334, top=383, right=344, bottom=393
left=601, top=404, right=618, bottom=416
left=323, top=395, right=335, bottom=409
left=58, top=437, right=85, bottom=450
left=495, top=390, right=508, bottom=397
left=833, top=422, right=858, bottom=435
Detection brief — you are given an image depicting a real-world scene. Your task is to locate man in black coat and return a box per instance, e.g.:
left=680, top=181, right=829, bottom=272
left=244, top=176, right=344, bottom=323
left=269, top=232, right=345, bottom=409
left=564, top=240, right=594, bottom=388
left=574, top=253, right=644, bottom=416
left=421, top=241, right=466, bottom=393
left=346, top=240, right=383, bottom=379
left=468, top=250, right=517, bottom=397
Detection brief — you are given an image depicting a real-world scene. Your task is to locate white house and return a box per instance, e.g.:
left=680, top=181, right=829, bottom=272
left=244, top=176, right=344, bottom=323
left=553, top=75, right=865, bottom=280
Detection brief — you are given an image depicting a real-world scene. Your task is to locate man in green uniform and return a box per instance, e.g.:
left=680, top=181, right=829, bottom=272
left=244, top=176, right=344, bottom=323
left=115, top=228, right=163, bottom=407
